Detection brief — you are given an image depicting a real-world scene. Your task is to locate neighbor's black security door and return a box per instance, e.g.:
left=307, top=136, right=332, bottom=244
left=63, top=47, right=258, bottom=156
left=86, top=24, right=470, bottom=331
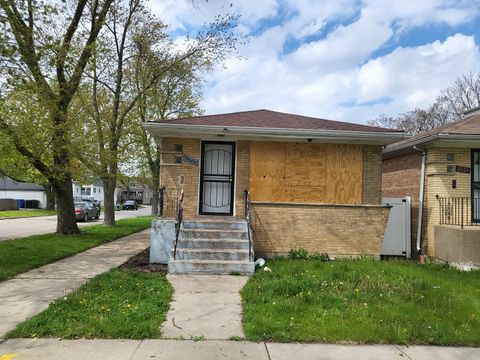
left=199, top=141, right=236, bottom=215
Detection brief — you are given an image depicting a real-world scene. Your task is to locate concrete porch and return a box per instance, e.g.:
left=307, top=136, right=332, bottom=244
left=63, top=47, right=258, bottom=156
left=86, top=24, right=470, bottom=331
left=150, top=217, right=255, bottom=275
left=435, top=225, right=480, bottom=269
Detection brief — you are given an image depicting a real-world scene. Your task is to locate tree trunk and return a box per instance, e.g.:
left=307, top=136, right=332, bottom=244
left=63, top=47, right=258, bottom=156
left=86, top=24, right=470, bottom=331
left=51, top=105, right=79, bottom=235
left=53, top=177, right=79, bottom=234
left=44, top=183, right=56, bottom=210
left=103, top=177, right=117, bottom=226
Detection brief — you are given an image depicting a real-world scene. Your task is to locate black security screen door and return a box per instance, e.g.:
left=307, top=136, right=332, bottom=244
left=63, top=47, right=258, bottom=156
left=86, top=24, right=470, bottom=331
left=473, top=150, right=480, bottom=223
left=199, top=141, right=236, bottom=215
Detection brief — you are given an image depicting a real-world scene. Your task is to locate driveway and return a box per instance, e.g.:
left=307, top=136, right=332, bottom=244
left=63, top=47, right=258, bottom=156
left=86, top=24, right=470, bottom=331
left=0, top=206, right=152, bottom=241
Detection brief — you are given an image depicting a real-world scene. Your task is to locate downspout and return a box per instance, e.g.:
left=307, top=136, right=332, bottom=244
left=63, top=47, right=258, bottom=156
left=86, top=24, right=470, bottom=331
left=413, top=146, right=426, bottom=253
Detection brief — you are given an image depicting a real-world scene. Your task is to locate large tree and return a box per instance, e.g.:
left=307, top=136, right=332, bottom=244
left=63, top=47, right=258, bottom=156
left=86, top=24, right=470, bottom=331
left=78, top=2, right=240, bottom=225
left=132, top=55, right=202, bottom=216
left=0, top=0, right=114, bottom=234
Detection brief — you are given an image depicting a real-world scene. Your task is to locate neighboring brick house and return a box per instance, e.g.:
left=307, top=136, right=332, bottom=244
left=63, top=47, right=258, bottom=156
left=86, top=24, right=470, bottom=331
left=144, top=109, right=405, bottom=260
left=382, top=109, right=480, bottom=267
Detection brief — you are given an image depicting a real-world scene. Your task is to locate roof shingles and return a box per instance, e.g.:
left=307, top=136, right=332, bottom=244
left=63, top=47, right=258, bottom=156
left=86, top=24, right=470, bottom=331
left=156, top=109, right=399, bottom=133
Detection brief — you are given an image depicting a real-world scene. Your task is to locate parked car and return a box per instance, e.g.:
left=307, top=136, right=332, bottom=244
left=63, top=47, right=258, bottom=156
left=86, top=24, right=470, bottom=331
left=123, top=200, right=138, bottom=210
left=75, top=201, right=100, bottom=222
left=82, top=199, right=101, bottom=209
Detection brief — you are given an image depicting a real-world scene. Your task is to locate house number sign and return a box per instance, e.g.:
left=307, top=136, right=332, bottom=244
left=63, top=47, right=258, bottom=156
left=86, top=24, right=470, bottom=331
left=182, top=155, right=199, bottom=166
left=455, top=165, right=470, bottom=174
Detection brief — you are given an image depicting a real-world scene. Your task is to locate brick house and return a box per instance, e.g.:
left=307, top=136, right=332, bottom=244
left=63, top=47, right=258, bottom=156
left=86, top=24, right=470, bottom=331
left=144, top=110, right=405, bottom=274
left=382, top=109, right=480, bottom=267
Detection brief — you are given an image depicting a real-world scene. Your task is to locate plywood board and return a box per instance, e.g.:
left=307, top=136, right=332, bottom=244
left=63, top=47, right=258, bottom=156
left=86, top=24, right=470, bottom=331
left=249, top=142, right=362, bottom=204
left=307, top=144, right=327, bottom=187
left=285, top=143, right=308, bottom=186
left=249, top=142, right=285, bottom=202
left=325, top=144, right=363, bottom=204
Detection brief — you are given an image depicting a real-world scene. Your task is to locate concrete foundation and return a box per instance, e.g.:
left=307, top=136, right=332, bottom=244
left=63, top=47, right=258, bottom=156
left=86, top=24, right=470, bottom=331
left=150, top=219, right=175, bottom=264
left=435, top=225, right=480, bottom=269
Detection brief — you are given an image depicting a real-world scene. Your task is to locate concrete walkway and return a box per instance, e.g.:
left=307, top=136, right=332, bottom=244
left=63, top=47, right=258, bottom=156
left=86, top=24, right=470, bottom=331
left=1, top=338, right=479, bottom=360
left=0, top=230, right=150, bottom=338
left=162, top=275, right=248, bottom=339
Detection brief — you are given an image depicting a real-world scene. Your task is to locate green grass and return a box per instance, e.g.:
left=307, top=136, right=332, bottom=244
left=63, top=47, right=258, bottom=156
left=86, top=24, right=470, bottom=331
left=241, top=258, right=480, bottom=346
left=7, top=269, right=173, bottom=339
left=0, top=217, right=152, bottom=282
left=0, top=209, right=57, bottom=218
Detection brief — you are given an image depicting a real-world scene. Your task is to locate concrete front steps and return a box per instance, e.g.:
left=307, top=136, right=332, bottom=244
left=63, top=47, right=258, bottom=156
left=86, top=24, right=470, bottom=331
left=168, top=218, right=254, bottom=275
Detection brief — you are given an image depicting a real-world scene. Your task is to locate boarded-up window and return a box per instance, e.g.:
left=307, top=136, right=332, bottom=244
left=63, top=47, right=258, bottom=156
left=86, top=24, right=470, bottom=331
left=249, top=142, right=363, bottom=204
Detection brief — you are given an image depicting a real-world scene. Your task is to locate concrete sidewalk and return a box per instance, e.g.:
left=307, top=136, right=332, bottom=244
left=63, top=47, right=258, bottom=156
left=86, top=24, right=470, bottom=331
left=162, top=275, right=248, bottom=339
left=0, top=338, right=479, bottom=360
left=0, top=230, right=150, bottom=338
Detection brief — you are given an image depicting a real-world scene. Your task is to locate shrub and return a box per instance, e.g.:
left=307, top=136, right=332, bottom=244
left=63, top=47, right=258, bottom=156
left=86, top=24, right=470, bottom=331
left=288, top=248, right=309, bottom=260
left=288, top=248, right=330, bottom=261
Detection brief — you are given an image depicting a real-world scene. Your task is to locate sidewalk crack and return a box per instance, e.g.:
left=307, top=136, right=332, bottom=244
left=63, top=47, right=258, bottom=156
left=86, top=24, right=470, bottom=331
left=394, top=345, right=413, bottom=360
left=129, top=339, right=143, bottom=360
left=263, top=342, right=272, bottom=360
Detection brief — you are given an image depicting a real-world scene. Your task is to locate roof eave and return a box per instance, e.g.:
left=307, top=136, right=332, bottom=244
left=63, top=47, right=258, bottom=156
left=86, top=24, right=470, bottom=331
left=143, top=123, right=405, bottom=144
left=383, top=133, right=480, bottom=156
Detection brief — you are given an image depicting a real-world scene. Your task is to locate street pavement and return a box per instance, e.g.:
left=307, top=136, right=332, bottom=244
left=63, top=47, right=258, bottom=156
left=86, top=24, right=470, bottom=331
left=0, top=206, right=152, bottom=241
left=0, top=339, right=479, bottom=360
left=0, top=230, right=150, bottom=338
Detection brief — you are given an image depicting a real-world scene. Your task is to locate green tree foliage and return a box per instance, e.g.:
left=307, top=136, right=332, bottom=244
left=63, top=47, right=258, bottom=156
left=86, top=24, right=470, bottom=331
left=76, top=1, right=242, bottom=225
left=0, top=0, right=114, bottom=233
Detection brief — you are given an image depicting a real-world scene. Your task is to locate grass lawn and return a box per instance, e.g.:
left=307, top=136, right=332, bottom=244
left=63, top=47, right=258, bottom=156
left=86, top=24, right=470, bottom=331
left=241, top=258, right=480, bottom=346
left=7, top=269, right=173, bottom=339
left=0, top=209, right=57, bottom=218
left=0, top=216, right=152, bottom=282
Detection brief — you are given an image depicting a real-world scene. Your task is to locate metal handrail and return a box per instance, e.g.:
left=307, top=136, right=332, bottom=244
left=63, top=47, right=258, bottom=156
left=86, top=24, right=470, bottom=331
left=437, top=196, right=479, bottom=228
left=244, top=189, right=254, bottom=261
left=173, top=189, right=184, bottom=260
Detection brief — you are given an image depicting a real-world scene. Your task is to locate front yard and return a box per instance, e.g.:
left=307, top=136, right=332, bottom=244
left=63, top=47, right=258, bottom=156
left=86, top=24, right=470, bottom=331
left=0, top=216, right=152, bottom=281
left=241, top=258, right=480, bottom=346
left=7, top=268, right=173, bottom=339
left=0, top=209, right=57, bottom=218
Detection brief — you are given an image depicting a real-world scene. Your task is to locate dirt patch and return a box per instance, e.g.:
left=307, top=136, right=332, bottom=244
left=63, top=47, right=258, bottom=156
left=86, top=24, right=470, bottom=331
left=120, top=248, right=167, bottom=275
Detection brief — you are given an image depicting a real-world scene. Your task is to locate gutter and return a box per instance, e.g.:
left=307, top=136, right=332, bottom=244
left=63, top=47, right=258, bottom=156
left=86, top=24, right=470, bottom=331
left=143, top=122, right=405, bottom=142
left=384, top=133, right=480, bottom=155
left=413, top=146, right=426, bottom=254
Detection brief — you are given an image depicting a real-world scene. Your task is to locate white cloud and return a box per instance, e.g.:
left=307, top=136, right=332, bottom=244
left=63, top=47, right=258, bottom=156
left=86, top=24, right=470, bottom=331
left=147, top=0, right=480, bottom=123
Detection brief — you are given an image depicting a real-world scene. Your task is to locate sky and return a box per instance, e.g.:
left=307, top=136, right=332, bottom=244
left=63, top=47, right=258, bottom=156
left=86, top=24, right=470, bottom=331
left=148, top=0, right=480, bottom=124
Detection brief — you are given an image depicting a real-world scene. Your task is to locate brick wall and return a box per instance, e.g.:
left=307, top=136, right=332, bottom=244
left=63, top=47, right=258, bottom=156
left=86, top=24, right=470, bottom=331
left=235, top=141, right=250, bottom=218
left=160, top=138, right=249, bottom=218
left=251, top=203, right=391, bottom=258
left=363, top=145, right=383, bottom=205
left=160, top=138, right=201, bottom=218
left=425, top=148, right=471, bottom=256
left=382, top=151, right=425, bottom=255
left=382, top=148, right=473, bottom=257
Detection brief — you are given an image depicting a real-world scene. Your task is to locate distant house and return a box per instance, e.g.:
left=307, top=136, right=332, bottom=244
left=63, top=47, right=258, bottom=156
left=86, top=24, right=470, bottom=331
left=382, top=109, right=480, bottom=268
left=116, top=180, right=153, bottom=205
left=0, top=176, right=46, bottom=209
left=72, top=179, right=115, bottom=206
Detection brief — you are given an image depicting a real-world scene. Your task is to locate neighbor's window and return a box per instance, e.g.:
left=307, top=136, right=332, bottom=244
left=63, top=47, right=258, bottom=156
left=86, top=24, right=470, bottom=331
left=447, top=153, right=455, bottom=161
left=93, top=188, right=97, bottom=193
left=447, top=165, right=456, bottom=173
left=81, top=187, right=91, bottom=196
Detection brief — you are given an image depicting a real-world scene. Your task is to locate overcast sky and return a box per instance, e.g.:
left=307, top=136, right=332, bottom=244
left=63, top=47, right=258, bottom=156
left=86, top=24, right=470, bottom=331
left=149, top=0, right=480, bottom=124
